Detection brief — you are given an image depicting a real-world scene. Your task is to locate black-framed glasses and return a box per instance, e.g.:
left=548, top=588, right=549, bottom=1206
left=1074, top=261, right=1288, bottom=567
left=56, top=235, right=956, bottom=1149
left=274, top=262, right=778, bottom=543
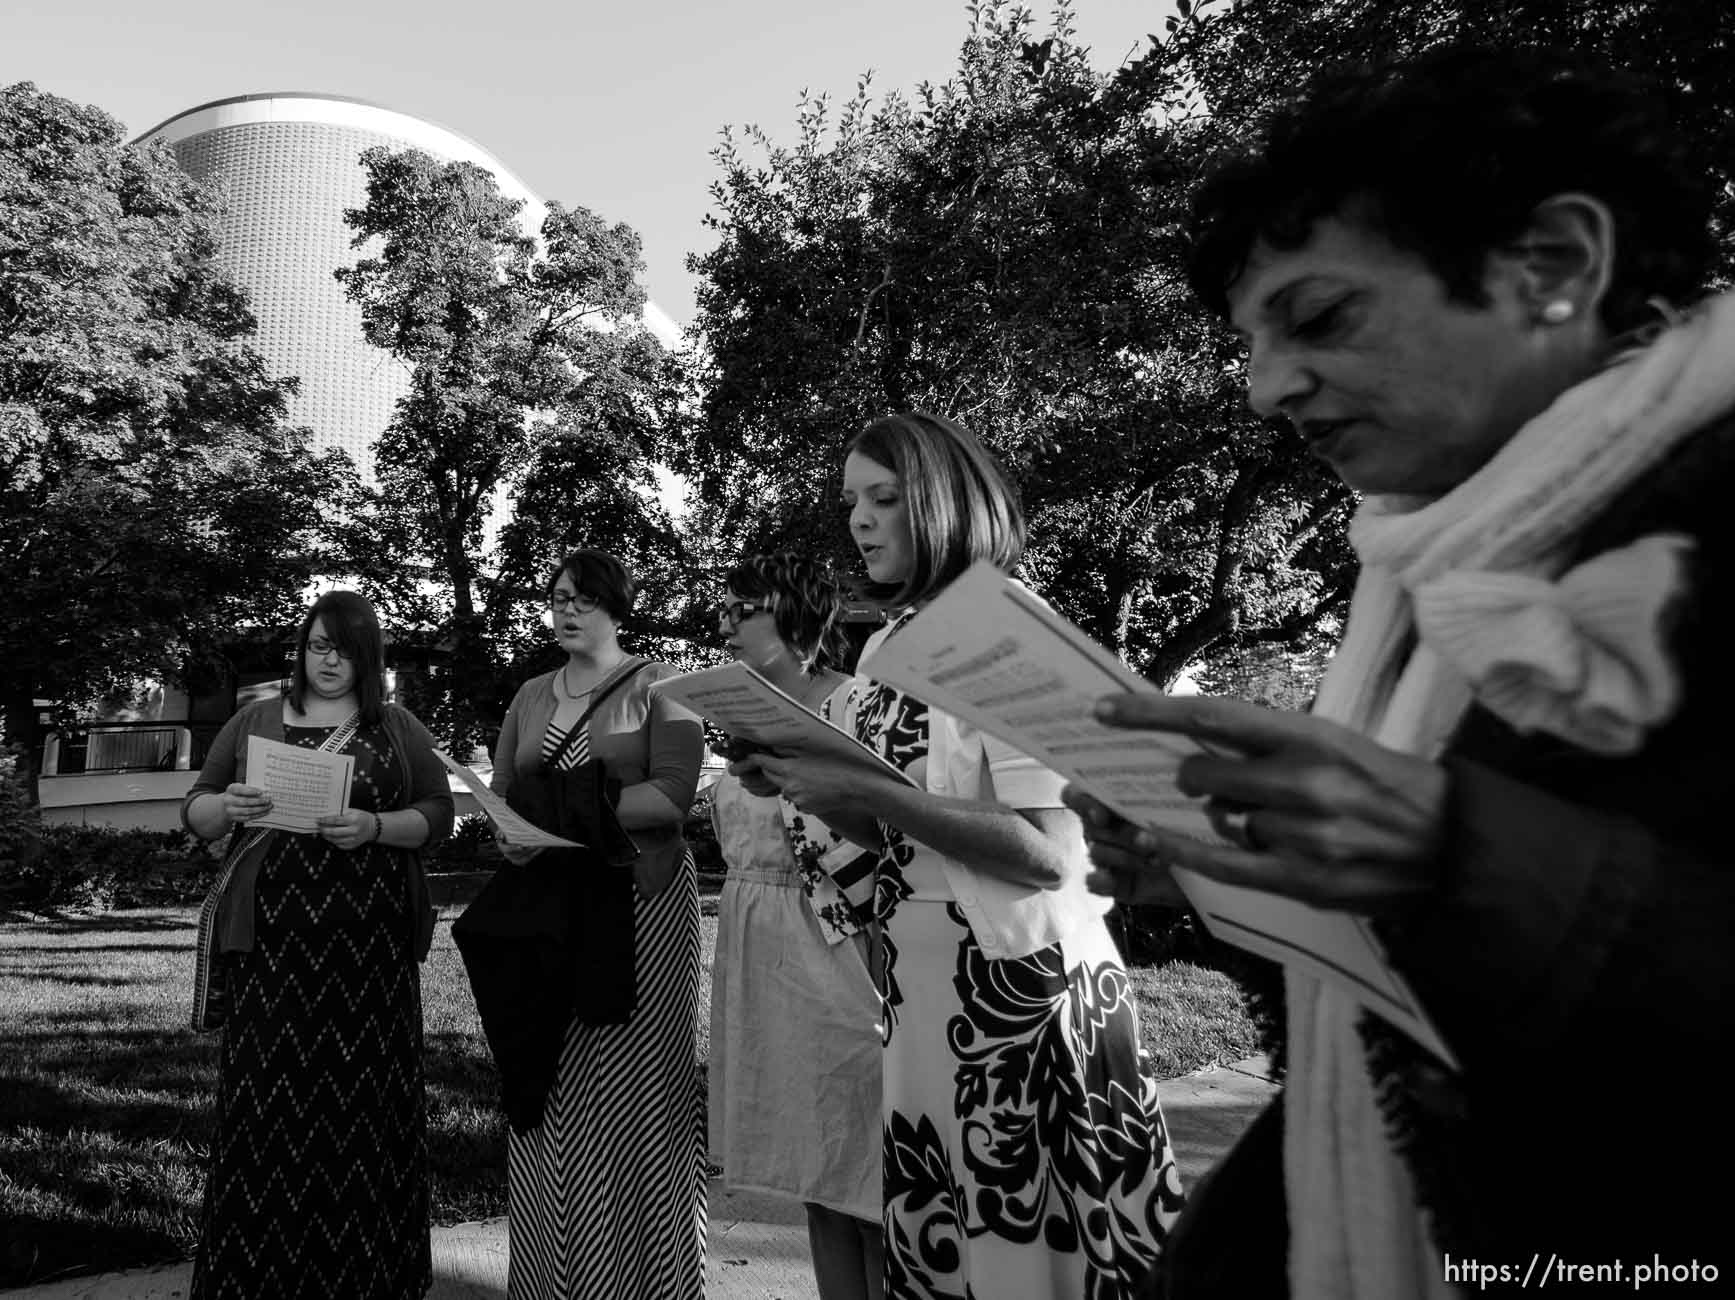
left=549, top=590, right=602, bottom=613
left=306, top=637, right=353, bottom=661
left=720, top=600, right=764, bottom=627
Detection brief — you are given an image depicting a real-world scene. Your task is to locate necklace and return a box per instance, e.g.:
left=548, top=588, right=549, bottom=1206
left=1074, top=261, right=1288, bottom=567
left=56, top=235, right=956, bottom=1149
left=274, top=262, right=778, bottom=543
left=558, top=654, right=629, bottom=701
left=557, top=663, right=592, bottom=700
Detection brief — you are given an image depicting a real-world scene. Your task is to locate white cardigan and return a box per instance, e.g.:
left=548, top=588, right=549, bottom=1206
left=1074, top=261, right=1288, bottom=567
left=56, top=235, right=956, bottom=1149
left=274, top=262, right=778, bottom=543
left=850, top=623, right=1114, bottom=961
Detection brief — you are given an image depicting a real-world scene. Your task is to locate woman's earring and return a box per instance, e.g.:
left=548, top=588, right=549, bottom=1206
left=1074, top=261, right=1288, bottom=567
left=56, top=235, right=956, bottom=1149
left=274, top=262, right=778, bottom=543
left=1540, top=300, right=1576, bottom=325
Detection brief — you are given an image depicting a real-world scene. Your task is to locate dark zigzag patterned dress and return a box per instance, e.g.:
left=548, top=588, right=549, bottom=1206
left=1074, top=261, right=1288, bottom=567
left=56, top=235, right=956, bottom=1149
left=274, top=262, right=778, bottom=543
left=505, top=700, right=707, bottom=1299
left=192, top=723, right=430, bottom=1300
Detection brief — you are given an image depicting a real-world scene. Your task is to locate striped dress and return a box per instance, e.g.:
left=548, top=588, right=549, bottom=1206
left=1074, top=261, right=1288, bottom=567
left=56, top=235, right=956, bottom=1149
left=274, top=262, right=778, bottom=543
left=491, top=660, right=707, bottom=1300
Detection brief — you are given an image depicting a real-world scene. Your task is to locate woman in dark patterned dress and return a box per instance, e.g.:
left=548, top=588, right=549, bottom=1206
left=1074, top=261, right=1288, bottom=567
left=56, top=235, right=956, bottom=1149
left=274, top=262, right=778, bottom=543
left=182, top=590, right=453, bottom=1300
left=744, top=414, right=1185, bottom=1299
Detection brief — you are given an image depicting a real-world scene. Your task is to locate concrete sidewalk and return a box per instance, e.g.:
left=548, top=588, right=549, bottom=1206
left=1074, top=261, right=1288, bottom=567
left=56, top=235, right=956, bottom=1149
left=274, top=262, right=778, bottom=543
left=6, top=1058, right=1276, bottom=1299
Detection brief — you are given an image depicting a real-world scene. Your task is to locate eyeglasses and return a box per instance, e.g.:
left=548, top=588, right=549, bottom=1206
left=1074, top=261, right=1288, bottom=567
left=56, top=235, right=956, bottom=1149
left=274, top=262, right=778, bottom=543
left=549, top=590, right=602, bottom=613
left=306, top=638, right=353, bottom=661
left=720, top=600, right=764, bottom=627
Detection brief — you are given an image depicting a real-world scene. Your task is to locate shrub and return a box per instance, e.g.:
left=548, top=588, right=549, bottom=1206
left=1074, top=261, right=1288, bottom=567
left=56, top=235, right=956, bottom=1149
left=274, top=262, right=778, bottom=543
left=1112, top=902, right=1212, bottom=967
left=1, top=748, right=220, bottom=911
left=1, top=822, right=216, bottom=912
left=426, top=812, right=500, bottom=867
left=1112, top=901, right=1285, bottom=1070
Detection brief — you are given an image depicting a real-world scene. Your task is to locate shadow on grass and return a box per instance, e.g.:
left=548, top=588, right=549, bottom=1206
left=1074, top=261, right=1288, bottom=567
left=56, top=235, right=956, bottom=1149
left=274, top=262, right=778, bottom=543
left=1, top=1027, right=515, bottom=1282
left=1, top=907, right=710, bottom=1282
left=1, top=1209, right=189, bottom=1289
left=0, top=1033, right=219, bottom=1138
left=0, top=942, right=192, bottom=956
left=417, top=1030, right=511, bottom=1225
left=3, top=913, right=197, bottom=935
left=12, top=1008, right=191, bottom=1031
left=0, top=1052, right=211, bottom=1288
left=0, top=968, right=141, bottom=988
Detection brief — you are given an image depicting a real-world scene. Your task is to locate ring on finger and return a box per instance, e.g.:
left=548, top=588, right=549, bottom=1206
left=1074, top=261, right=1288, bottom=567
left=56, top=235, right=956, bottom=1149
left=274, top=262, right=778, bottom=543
left=1219, top=806, right=1267, bottom=853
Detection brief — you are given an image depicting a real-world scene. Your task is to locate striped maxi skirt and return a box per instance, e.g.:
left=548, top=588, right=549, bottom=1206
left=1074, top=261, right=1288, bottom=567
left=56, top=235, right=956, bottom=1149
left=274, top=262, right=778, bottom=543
left=505, top=854, right=707, bottom=1299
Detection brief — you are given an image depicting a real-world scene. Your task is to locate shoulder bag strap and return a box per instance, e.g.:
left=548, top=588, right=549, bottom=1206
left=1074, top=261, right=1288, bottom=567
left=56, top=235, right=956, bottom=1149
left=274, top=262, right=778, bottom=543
left=192, top=709, right=364, bottom=1031
left=545, top=659, right=651, bottom=770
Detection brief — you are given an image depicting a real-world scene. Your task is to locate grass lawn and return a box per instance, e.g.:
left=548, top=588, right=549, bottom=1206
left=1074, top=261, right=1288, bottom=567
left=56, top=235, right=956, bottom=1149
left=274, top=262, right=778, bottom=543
left=0, top=900, right=1264, bottom=1288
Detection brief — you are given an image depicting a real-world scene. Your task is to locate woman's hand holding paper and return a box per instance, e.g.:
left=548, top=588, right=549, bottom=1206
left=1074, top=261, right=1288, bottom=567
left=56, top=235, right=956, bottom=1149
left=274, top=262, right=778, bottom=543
left=317, top=808, right=377, bottom=851
left=753, top=751, right=898, bottom=820
left=1081, top=693, right=1452, bottom=915
left=494, top=830, right=542, bottom=866
left=221, top=782, right=272, bottom=826
left=1063, top=786, right=1191, bottom=907
left=727, top=754, right=782, bottom=799
left=750, top=750, right=897, bottom=853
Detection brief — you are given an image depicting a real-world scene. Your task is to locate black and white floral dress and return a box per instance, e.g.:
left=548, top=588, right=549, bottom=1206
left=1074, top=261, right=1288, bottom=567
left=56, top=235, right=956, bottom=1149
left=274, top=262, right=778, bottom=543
left=844, top=615, right=1184, bottom=1300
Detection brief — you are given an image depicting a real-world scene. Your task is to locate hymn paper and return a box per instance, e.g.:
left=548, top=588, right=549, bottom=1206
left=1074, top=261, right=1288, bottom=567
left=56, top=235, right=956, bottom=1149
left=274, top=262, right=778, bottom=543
left=434, top=751, right=583, bottom=850
left=245, top=735, right=354, bottom=834
left=649, top=662, right=915, bottom=785
left=859, top=561, right=1458, bottom=1067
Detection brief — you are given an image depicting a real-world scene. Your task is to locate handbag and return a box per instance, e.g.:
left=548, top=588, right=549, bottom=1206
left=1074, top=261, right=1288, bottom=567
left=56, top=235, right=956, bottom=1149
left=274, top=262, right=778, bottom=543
left=190, top=710, right=361, bottom=1033
left=451, top=661, right=646, bottom=1132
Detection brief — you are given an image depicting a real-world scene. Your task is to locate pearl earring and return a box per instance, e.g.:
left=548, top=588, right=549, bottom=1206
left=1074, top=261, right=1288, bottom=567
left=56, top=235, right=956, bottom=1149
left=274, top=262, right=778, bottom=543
left=1540, top=300, right=1575, bottom=325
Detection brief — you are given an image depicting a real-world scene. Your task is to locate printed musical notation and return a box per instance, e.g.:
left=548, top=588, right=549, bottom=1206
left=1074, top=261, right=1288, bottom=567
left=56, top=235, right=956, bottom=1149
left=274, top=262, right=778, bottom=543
left=859, top=560, right=1457, bottom=1068
left=245, top=736, right=354, bottom=835
left=649, top=662, right=913, bottom=785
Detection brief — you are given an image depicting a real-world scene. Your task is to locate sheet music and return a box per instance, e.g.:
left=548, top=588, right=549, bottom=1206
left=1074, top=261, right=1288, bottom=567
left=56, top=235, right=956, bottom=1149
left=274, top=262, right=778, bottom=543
left=859, top=561, right=1457, bottom=1067
left=245, top=735, right=353, bottom=834
left=435, top=751, right=583, bottom=850
left=649, top=662, right=914, bottom=785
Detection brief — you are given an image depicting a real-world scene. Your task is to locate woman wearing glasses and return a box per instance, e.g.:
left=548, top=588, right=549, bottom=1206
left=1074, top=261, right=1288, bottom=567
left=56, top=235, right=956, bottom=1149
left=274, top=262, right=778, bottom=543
left=489, top=548, right=707, bottom=1300
left=182, top=589, right=453, bottom=1299
left=708, top=553, right=884, bottom=1300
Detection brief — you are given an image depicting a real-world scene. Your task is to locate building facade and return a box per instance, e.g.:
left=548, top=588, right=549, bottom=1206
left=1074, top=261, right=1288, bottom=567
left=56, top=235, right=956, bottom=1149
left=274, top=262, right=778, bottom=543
left=135, top=92, right=678, bottom=486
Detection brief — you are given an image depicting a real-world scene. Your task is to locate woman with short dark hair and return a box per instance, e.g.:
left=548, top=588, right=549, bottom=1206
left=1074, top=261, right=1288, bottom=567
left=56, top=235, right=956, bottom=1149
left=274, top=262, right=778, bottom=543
left=183, top=589, right=452, bottom=1299
left=489, top=547, right=707, bottom=1299
left=746, top=413, right=1184, bottom=1298
left=708, top=551, right=884, bottom=1300
left=1073, top=44, right=1735, bottom=1298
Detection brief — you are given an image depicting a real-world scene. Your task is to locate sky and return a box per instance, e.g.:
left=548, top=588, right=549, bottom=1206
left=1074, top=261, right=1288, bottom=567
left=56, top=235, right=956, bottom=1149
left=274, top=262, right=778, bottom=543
left=5, top=0, right=1177, bottom=334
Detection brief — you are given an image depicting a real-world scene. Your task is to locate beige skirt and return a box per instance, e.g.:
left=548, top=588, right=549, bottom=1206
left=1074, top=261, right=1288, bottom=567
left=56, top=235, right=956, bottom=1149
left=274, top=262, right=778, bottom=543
left=709, top=861, right=882, bottom=1220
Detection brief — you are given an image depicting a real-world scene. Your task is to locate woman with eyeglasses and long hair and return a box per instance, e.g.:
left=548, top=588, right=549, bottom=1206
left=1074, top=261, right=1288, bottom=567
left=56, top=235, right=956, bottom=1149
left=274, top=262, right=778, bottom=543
left=740, top=414, right=1184, bottom=1299
left=708, top=552, right=884, bottom=1300
left=488, top=548, right=707, bottom=1300
left=182, top=589, right=453, bottom=1299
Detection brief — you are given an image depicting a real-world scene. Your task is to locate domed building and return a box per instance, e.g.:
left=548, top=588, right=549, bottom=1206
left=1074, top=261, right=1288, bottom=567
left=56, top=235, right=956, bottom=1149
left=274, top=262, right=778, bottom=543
left=135, top=92, right=679, bottom=485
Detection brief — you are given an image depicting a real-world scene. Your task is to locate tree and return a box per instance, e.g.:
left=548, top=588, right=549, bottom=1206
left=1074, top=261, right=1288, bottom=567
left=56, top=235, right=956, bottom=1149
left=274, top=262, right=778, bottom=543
left=680, top=2, right=1355, bottom=686
left=1, top=83, right=346, bottom=778
left=336, top=149, right=690, bottom=754
left=683, top=0, right=1734, bottom=688
left=1143, top=0, right=1735, bottom=696
left=1163, top=0, right=1734, bottom=278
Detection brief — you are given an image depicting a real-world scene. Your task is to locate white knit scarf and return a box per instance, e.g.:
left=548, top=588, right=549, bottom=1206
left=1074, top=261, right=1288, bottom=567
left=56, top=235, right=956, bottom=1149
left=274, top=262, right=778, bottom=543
left=1284, top=289, right=1735, bottom=1299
